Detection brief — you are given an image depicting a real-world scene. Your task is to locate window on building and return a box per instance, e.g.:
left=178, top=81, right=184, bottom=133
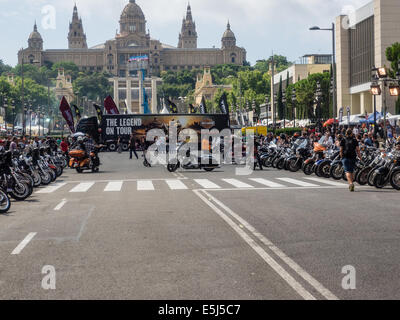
left=74, top=32, right=77, bottom=36
left=129, top=25, right=136, bottom=32
left=173, top=66, right=177, bottom=70
left=154, top=58, right=158, bottom=64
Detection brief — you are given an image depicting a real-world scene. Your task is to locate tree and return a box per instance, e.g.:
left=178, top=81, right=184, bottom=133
left=0, top=60, right=12, bottom=76
left=386, top=42, right=400, bottom=114
left=73, top=72, right=113, bottom=101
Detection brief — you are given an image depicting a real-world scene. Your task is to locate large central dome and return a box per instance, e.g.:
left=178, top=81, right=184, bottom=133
left=120, top=0, right=146, bottom=36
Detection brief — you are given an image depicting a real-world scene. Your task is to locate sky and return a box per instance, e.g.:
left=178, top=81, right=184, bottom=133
left=0, top=0, right=372, bottom=67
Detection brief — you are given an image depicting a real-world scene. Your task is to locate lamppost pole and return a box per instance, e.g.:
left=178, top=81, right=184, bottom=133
left=282, top=90, right=286, bottom=129
left=292, top=88, right=297, bottom=129
left=21, top=55, right=25, bottom=136
left=309, top=24, right=337, bottom=118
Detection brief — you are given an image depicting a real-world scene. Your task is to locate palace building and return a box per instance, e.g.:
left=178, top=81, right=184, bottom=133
left=18, top=0, right=247, bottom=77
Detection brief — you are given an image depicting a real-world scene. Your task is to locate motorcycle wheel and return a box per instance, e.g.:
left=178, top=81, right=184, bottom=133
left=303, top=162, right=314, bottom=176
left=10, top=182, right=31, bottom=201
left=373, top=173, right=386, bottom=189
left=92, top=167, right=99, bottom=173
left=263, top=157, right=273, bottom=168
left=288, top=159, right=300, bottom=172
left=204, top=168, right=215, bottom=172
left=108, top=143, right=117, bottom=152
left=167, top=163, right=179, bottom=173
left=76, top=168, right=84, bottom=173
left=39, top=170, right=52, bottom=185
left=356, top=167, right=371, bottom=186
left=390, top=168, right=400, bottom=190
left=276, top=158, right=285, bottom=170
left=318, top=162, right=331, bottom=178
left=55, top=166, right=63, bottom=177
left=0, top=190, right=11, bottom=214
left=330, top=163, right=344, bottom=180
left=31, top=170, right=42, bottom=187
left=22, top=173, right=34, bottom=188
left=49, top=169, right=57, bottom=182
left=367, top=170, right=377, bottom=187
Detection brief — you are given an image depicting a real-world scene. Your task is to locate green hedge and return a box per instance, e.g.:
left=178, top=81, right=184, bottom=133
left=273, top=128, right=303, bottom=136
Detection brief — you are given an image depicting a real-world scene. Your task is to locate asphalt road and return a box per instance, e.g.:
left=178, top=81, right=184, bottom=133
left=0, top=151, right=399, bottom=300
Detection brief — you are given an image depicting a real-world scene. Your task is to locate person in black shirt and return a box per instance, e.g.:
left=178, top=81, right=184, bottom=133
left=128, top=133, right=139, bottom=160
left=340, top=129, right=362, bottom=192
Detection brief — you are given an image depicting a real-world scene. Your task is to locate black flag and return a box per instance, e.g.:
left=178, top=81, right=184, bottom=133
left=218, top=92, right=229, bottom=114
left=166, top=98, right=178, bottom=114
left=72, top=104, right=82, bottom=122
left=189, top=104, right=196, bottom=114
left=200, top=96, right=207, bottom=114
left=93, top=104, right=103, bottom=123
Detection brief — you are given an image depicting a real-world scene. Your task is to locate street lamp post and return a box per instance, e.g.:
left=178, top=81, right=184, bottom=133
left=265, top=96, right=269, bottom=128
left=282, top=90, right=286, bottom=129
left=11, top=99, right=15, bottom=134
left=315, top=81, right=323, bottom=130
left=20, top=53, right=40, bottom=136
left=273, top=93, right=277, bottom=133
left=310, top=24, right=337, bottom=118
left=370, top=66, right=400, bottom=143
left=292, top=88, right=297, bottom=129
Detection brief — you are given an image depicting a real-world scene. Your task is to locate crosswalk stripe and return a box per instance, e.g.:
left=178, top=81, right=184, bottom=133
left=36, top=182, right=67, bottom=194
left=249, top=178, right=285, bottom=188
left=166, top=179, right=188, bottom=190
left=222, top=179, right=254, bottom=188
left=69, top=182, right=95, bottom=193
left=194, top=179, right=221, bottom=189
left=305, top=177, right=346, bottom=186
left=104, top=181, right=123, bottom=192
left=137, top=180, right=155, bottom=191
left=276, top=178, right=319, bottom=187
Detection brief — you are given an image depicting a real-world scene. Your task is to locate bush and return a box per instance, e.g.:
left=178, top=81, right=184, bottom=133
left=273, top=128, right=303, bottom=136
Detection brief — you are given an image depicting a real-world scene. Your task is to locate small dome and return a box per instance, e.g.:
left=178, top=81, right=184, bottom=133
left=29, top=22, right=42, bottom=40
left=121, top=0, right=145, bottom=19
left=222, top=22, right=235, bottom=39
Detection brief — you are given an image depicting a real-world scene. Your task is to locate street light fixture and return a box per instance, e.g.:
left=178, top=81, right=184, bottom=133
left=389, top=85, right=400, bottom=96
left=309, top=23, right=337, bottom=118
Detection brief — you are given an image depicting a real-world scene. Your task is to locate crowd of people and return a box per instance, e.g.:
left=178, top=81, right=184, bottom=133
left=258, top=122, right=400, bottom=150
left=255, top=123, right=400, bottom=192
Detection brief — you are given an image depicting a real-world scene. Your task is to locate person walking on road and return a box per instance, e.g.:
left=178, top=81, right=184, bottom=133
left=340, top=129, right=362, bottom=192
left=128, top=133, right=139, bottom=160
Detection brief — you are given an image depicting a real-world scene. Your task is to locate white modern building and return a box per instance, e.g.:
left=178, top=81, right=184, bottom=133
left=336, top=0, right=400, bottom=115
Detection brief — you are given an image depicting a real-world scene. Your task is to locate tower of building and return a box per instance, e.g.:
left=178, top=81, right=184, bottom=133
left=221, top=21, right=236, bottom=49
left=119, top=0, right=147, bottom=36
left=68, top=4, right=88, bottom=49
left=28, top=21, right=43, bottom=51
left=178, top=4, right=197, bottom=49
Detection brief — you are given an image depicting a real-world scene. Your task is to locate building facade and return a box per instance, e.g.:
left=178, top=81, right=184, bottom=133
left=194, top=67, right=232, bottom=106
left=18, top=1, right=246, bottom=78
left=336, top=0, right=400, bottom=116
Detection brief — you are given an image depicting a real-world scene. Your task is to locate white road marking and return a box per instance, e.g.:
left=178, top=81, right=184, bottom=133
left=69, top=182, right=95, bottom=193
left=305, top=177, right=346, bottom=187
left=137, top=180, right=155, bottom=191
left=200, top=190, right=339, bottom=300
left=36, top=182, right=67, bottom=194
left=194, top=179, right=221, bottom=189
left=166, top=179, right=188, bottom=190
left=277, top=178, right=319, bottom=187
left=54, top=199, right=67, bottom=211
left=104, top=181, right=123, bottom=192
left=194, top=190, right=316, bottom=300
left=222, top=179, right=254, bottom=189
left=11, top=233, right=37, bottom=255
left=249, top=178, right=285, bottom=188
